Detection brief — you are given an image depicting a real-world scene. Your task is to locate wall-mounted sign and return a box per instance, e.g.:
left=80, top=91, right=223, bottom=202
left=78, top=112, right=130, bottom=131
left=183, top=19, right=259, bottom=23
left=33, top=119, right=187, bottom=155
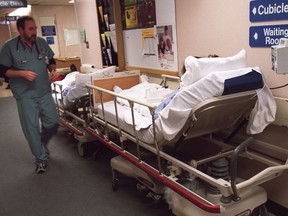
left=46, top=37, right=55, bottom=45
left=0, top=0, right=27, bottom=8
left=249, top=24, right=288, bottom=47
left=41, top=26, right=56, bottom=36
left=250, top=0, right=288, bottom=22
left=5, top=16, right=19, bottom=21
left=0, top=20, right=9, bottom=25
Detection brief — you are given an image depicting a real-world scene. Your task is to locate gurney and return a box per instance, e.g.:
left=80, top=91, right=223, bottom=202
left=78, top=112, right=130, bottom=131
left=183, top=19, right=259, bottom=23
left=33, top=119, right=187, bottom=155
left=83, top=66, right=288, bottom=215
left=51, top=66, right=121, bottom=156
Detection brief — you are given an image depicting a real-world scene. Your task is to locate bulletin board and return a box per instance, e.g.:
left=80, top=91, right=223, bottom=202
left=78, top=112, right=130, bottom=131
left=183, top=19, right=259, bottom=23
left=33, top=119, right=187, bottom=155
left=122, top=0, right=178, bottom=74
left=63, top=29, right=80, bottom=46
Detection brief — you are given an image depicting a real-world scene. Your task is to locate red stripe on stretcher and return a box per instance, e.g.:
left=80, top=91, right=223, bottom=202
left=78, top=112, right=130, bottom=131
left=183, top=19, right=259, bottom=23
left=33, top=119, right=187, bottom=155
left=85, top=127, right=221, bottom=214
left=59, top=118, right=84, bottom=136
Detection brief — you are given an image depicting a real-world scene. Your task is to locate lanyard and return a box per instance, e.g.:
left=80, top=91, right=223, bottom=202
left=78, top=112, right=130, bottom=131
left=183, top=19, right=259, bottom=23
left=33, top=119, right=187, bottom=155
left=16, top=36, right=43, bottom=63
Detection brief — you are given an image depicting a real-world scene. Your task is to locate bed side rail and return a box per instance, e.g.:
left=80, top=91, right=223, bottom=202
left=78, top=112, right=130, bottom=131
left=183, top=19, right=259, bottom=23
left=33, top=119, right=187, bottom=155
left=161, top=74, right=180, bottom=88
left=52, top=82, right=65, bottom=112
left=86, top=83, right=163, bottom=172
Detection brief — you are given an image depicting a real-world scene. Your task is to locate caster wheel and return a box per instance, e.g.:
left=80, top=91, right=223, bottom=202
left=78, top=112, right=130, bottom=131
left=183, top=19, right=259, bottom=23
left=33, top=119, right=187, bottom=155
left=77, top=142, right=86, bottom=157
left=93, top=147, right=101, bottom=159
left=152, top=194, right=163, bottom=204
left=112, top=169, right=119, bottom=192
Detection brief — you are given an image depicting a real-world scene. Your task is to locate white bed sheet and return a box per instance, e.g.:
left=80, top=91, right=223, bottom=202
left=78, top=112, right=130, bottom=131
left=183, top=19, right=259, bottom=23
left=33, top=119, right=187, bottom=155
left=52, top=66, right=116, bottom=108
left=97, top=101, right=155, bottom=143
left=97, top=67, right=276, bottom=144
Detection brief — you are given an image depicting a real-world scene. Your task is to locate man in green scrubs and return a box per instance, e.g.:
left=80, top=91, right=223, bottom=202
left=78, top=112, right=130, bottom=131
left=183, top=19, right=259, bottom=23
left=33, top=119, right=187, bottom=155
left=0, top=16, right=59, bottom=174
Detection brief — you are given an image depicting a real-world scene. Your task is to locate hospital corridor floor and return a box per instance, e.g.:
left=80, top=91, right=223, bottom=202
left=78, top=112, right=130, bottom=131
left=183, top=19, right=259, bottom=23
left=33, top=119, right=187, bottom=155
left=0, top=96, right=174, bottom=216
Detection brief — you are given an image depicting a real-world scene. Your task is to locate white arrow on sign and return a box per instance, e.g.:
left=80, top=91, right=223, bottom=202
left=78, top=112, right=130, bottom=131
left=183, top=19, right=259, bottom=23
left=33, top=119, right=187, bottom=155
left=252, top=7, right=257, bottom=15
left=254, top=32, right=258, bottom=40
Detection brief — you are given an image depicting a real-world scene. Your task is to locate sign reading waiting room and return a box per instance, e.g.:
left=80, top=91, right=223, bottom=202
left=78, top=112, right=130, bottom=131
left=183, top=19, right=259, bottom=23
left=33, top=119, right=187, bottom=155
left=250, top=0, right=288, bottom=22
left=250, top=24, right=288, bottom=47
left=0, top=0, right=27, bottom=8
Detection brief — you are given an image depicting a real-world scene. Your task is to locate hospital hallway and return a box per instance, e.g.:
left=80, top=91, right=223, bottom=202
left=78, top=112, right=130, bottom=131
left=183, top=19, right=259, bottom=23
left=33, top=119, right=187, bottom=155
left=0, top=96, right=174, bottom=216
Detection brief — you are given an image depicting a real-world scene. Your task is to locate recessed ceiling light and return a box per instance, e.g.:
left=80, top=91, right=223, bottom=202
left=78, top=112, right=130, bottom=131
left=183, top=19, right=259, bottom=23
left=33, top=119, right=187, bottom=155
left=68, top=0, right=74, bottom=3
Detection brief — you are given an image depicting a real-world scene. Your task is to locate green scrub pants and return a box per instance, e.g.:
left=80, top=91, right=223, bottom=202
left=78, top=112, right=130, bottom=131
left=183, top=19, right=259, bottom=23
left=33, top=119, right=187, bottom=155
left=16, top=93, right=59, bottom=164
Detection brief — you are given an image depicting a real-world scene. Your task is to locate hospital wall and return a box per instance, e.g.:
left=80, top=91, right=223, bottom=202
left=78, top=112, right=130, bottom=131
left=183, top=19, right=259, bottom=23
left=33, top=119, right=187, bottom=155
left=0, top=25, right=9, bottom=47
left=0, top=5, right=79, bottom=58
left=175, top=0, right=288, bottom=100
left=31, top=5, right=80, bottom=58
left=74, top=0, right=102, bottom=69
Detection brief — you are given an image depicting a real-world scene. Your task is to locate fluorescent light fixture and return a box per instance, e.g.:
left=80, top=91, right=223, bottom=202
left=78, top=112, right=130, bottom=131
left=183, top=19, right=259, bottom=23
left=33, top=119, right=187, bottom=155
left=9, top=5, right=31, bottom=16
left=69, top=0, right=74, bottom=3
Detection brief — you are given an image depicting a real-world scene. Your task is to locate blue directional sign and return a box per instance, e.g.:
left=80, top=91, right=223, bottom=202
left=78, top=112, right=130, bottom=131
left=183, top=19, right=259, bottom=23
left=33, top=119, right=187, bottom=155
left=250, top=24, right=288, bottom=47
left=46, top=37, right=55, bottom=45
left=41, top=26, right=56, bottom=36
left=250, top=0, right=288, bottom=22
left=5, top=16, right=19, bottom=21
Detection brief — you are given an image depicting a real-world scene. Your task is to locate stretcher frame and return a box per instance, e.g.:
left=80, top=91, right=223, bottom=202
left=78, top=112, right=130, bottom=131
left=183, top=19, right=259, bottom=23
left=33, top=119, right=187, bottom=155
left=51, top=70, right=141, bottom=156
left=83, top=73, right=288, bottom=215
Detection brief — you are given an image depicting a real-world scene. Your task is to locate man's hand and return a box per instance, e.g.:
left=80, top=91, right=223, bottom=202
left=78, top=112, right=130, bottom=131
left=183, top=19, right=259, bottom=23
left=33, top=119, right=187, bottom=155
left=22, top=71, right=38, bottom=81
left=6, top=69, right=38, bottom=81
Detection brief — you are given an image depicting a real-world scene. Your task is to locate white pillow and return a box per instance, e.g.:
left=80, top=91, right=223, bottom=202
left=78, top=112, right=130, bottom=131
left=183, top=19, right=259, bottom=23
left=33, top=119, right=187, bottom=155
left=74, top=73, right=90, bottom=87
left=53, top=71, right=79, bottom=92
left=90, top=66, right=116, bottom=79
left=181, top=49, right=247, bottom=87
left=75, top=66, right=116, bottom=87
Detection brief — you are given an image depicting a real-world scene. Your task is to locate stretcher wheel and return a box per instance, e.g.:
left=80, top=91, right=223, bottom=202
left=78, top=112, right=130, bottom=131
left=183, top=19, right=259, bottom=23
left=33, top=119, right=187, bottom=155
left=77, top=142, right=86, bottom=157
left=112, top=169, right=119, bottom=192
left=152, top=194, right=163, bottom=204
left=93, top=147, right=101, bottom=160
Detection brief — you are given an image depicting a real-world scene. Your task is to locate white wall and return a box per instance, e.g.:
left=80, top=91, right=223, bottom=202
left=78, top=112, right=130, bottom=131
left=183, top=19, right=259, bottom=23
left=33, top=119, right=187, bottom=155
left=74, top=0, right=102, bottom=68
left=32, top=5, right=80, bottom=58
left=0, top=25, right=10, bottom=47
left=176, top=0, right=288, bottom=99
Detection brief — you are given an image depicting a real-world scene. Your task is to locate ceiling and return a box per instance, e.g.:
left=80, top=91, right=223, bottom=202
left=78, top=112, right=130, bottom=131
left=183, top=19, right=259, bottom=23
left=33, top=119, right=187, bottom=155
left=27, top=0, right=72, bottom=5
left=0, top=0, right=73, bottom=18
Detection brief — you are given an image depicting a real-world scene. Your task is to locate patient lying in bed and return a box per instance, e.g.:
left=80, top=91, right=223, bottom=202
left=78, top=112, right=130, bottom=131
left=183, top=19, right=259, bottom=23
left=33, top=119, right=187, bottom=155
left=98, top=50, right=276, bottom=144
left=53, top=66, right=116, bottom=108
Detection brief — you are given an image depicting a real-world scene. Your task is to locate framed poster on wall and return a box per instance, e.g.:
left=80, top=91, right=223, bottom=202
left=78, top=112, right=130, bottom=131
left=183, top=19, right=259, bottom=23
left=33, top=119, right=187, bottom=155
left=121, top=0, right=156, bottom=30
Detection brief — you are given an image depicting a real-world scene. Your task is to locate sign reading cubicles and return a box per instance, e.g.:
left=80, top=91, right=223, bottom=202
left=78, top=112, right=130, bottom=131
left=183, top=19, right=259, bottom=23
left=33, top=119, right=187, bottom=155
left=250, top=24, right=288, bottom=47
left=250, top=0, right=288, bottom=22
left=0, top=0, right=27, bottom=8
left=249, top=0, right=288, bottom=47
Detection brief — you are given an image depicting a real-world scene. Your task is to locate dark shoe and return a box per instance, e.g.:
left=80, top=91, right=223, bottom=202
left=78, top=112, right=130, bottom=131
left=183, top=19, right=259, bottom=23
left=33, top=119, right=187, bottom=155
left=35, top=162, right=47, bottom=174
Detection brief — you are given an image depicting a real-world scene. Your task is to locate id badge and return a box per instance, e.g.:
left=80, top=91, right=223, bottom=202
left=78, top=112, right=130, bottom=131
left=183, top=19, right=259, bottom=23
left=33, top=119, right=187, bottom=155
left=45, top=55, right=49, bottom=65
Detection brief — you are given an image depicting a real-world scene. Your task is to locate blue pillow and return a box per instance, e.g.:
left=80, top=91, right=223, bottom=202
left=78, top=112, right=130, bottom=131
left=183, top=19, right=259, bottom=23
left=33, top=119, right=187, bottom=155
left=223, top=70, right=263, bottom=95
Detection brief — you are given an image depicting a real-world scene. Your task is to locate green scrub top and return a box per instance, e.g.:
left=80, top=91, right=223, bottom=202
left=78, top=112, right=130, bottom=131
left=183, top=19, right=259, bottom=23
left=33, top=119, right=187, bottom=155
left=0, top=36, right=54, bottom=99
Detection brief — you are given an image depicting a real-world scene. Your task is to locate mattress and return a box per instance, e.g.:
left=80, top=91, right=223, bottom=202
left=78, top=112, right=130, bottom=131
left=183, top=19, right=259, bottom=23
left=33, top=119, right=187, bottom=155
left=97, top=101, right=159, bottom=144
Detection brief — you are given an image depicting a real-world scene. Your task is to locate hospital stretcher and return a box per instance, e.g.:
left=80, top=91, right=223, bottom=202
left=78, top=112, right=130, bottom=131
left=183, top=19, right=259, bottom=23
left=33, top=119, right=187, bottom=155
left=81, top=69, right=288, bottom=216
left=51, top=67, right=137, bottom=156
